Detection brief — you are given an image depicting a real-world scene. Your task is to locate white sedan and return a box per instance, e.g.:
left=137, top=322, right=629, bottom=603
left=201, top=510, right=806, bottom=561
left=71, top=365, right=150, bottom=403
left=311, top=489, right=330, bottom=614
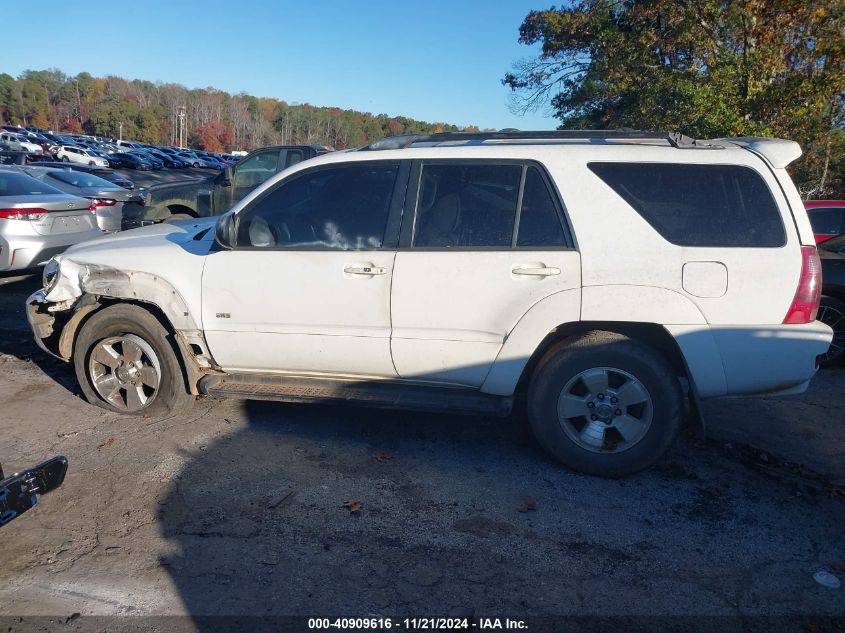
left=55, top=145, right=109, bottom=167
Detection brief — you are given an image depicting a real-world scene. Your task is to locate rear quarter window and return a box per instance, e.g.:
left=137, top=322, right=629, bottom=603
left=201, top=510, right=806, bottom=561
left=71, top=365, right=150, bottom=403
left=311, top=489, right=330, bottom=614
left=588, top=162, right=786, bottom=247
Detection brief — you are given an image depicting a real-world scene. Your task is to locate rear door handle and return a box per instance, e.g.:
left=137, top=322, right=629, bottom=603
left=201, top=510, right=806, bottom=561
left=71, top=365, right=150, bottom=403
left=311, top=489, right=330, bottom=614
left=344, top=264, right=388, bottom=276
left=512, top=266, right=560, bottom=277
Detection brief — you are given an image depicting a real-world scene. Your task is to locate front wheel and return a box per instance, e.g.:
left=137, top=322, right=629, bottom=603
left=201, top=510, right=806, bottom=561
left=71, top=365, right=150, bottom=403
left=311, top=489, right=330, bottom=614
left=61, top=156, right=69, bottom=162
left=74, top=304, right=193, bottom=415
left=817, top=296, right=845, bottom=367
left=527, top=331, right=682, bottom=477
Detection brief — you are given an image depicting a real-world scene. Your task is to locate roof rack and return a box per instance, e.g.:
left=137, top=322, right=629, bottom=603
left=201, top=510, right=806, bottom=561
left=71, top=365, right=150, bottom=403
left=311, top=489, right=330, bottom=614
left=359, top=129, right=723, bottom=151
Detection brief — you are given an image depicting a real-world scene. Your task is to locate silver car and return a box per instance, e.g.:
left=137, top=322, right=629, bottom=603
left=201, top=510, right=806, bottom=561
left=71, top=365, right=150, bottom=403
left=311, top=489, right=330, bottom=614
left=0, top=170, right=101, bottom=272
left=7, top=166, right=147, bottom=233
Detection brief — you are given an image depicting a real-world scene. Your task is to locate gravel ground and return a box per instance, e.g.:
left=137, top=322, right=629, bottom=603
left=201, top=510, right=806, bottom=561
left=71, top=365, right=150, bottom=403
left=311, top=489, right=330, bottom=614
left=0, top=272, right=843, bottom=630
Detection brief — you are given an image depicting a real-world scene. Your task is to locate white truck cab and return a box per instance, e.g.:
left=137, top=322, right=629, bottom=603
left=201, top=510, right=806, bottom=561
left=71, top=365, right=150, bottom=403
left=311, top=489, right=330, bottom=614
left=26, top=130, right=832, bottom=476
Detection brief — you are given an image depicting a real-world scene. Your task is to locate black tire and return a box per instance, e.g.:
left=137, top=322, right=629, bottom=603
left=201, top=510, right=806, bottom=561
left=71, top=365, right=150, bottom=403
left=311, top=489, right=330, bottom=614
left=61, top=156, right=69, bottom=162
left=88, top=161, right=95, bottom=166
left=527, top=331, right=682, bottom=477
left=818, top=296, right=845, bottom=368
left=73, top=304, right=193, bottom=416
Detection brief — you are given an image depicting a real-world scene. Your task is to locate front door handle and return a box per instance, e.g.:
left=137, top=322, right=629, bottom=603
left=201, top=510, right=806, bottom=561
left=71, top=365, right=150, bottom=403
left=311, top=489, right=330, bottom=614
left=344, top=263, right=388, bottom=276
left=512, top=265, right=561, bottom=277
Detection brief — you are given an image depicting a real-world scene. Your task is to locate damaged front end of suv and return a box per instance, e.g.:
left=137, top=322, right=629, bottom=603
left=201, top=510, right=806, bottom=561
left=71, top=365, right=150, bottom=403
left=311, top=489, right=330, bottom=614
left=27, top=255, right=217, bottom=396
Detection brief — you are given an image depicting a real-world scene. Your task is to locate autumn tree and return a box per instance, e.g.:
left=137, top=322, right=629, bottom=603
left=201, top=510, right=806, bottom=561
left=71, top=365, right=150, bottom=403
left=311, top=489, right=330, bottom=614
left=0, top=67, right=469, bottom=153
left=504, top=0, right=845, bottom=197
left=190, top=120, right=235, bottom=152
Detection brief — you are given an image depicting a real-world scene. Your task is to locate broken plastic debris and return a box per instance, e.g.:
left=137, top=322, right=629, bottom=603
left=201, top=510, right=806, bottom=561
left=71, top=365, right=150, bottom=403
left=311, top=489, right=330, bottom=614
left=813, top=571, right=841, bottom=589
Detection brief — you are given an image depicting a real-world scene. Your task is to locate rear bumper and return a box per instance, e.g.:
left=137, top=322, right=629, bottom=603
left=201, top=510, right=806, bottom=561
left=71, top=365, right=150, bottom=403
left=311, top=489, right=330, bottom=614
left=0, top=228, right=102, bottom=272
left=667, top=321, right=833, bottom=398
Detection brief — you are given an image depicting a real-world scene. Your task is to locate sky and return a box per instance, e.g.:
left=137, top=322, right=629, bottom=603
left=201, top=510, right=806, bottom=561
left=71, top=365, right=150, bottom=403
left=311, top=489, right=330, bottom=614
left=1, top=0, right=559, bottom=131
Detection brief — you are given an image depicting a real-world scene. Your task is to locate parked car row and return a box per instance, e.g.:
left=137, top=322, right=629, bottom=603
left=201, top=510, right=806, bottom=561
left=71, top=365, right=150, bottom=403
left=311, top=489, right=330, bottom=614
left=0, top=168, right=102, bottom=272
left=1, top=125, right=241, bottom=172
left=0, top=159, right=157, bottom=272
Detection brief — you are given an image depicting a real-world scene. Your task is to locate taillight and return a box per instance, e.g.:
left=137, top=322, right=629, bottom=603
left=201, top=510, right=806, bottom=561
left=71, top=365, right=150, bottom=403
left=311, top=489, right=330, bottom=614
left=0, top=208, right=48, bottom=221
left=90, top=199, right=116, bottom=208
left=783, top=246, right=822, bottom=324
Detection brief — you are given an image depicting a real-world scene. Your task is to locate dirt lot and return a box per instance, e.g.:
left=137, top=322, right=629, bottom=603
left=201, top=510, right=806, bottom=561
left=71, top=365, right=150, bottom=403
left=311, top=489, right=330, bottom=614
left=0, top=271, right=843, bottom=629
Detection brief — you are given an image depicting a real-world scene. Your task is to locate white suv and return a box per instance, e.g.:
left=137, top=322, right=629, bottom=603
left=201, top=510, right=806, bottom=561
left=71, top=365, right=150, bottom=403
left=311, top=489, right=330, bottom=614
left=55, top=145, right=109, bottom=167
left=26, top=131, right=832, bottom=476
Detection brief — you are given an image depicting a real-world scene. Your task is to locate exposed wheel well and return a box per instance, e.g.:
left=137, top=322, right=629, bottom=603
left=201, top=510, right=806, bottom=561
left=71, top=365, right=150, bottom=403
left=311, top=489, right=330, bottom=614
left=166, top=204, right=198, bottom=217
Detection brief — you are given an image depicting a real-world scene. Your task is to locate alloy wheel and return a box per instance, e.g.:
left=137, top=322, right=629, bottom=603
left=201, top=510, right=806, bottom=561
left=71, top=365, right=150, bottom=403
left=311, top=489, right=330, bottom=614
left=88, top=334, right=161, bottom=412
left=557, top=367, right=653, bottom=453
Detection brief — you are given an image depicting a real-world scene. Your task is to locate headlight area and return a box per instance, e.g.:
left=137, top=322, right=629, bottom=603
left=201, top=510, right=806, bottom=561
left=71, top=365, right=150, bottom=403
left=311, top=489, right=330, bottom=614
left=43, top=258, right=61, bottom=294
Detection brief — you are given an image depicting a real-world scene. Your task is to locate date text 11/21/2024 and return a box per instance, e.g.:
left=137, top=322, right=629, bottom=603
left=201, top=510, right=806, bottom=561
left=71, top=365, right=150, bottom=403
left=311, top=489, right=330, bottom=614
left=307, top=618, right=528, bottom=630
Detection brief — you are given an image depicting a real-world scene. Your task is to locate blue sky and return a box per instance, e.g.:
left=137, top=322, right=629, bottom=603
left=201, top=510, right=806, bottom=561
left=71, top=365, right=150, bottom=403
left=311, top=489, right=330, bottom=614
left=2, top=0, right=558, bottom=130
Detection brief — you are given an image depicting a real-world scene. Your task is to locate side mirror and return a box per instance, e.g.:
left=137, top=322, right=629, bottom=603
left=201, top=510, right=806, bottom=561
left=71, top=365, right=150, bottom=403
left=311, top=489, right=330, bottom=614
left=215, top=212, right=237, bottom=250
left=1, top=456, right=68, bottom=527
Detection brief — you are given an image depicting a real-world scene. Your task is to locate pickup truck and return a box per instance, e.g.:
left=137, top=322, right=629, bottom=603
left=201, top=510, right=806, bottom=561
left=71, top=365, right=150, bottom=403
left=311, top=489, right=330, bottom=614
left=131, top=144, right=331, bottom=228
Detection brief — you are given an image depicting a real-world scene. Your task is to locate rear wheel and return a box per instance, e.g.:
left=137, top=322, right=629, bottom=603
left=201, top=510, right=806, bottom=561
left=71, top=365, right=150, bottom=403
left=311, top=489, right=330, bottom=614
left=818, top=296, right=845, bottom=367
left=61, top=156, right=69, bottom=162
left=74, top=304, right=193, bottom=416
left=528, top=331, right=682, bottom=477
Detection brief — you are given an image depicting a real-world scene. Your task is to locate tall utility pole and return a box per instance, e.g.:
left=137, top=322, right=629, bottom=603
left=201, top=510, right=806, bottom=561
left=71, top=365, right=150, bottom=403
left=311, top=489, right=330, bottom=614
left=177, top=106, right=187, bottom=148
left=119, top=122, right=123, bottom=141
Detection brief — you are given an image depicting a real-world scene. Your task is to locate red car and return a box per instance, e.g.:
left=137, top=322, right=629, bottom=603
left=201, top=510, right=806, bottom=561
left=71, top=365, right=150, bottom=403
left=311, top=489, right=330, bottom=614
left=805, top=200, right=845, bottom=244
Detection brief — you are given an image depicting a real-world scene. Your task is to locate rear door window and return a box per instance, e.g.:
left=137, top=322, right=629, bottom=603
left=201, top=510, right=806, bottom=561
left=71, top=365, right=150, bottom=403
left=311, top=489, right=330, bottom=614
left=588, top=162, right=786, bottom=247
left=413, top=163, right=522, bottom=248
left=516, top=166, right=566, bottom=247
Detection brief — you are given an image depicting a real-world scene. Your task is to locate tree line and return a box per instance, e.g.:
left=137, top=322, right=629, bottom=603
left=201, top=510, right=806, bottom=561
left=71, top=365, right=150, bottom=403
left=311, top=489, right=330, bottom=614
left=504, top=0, right=845, bottom=198
left=0, top=69, right=472, bottom=152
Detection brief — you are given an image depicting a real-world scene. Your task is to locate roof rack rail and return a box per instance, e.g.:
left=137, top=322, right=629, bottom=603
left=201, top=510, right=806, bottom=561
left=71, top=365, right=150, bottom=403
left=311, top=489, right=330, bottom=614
left=359, top=129, right=722, bottom=151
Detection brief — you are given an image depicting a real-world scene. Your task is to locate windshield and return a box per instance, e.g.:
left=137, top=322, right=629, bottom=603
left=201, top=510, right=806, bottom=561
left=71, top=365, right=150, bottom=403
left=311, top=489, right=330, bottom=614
left=819, top=234, right=845, bottom=253
left=46, top=170, right=120, bottom=189
left=0, top=171, right=65, bottom=196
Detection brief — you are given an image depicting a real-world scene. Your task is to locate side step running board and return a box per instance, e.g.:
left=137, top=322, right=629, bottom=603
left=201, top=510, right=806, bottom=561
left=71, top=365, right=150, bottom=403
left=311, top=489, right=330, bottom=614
left=199, top=373, right=513, bottom=417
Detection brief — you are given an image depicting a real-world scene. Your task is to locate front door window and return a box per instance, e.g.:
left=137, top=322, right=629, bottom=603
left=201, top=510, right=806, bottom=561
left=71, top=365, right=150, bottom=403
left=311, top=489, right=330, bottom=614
left=235, top=163, right=399, bottom=249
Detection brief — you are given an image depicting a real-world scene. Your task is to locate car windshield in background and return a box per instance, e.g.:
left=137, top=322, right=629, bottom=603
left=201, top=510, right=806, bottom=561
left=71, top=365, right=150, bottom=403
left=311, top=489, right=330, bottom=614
left=46, top=170, right=121, bottom=190
left=0, top=171, right=64, bottom=196
left=819, top=234, right=845, bottom=253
